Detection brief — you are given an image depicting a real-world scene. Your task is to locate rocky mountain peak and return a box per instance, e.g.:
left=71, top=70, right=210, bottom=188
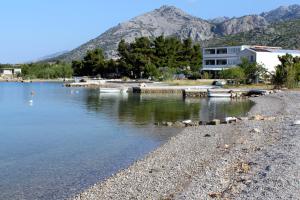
left=261, top=4, right=300, bottom=22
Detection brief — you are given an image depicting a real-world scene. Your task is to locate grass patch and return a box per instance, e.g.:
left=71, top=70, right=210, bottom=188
left=223, top=84, right=274, bottom=90
left=165, top=79, right=214, bottom=86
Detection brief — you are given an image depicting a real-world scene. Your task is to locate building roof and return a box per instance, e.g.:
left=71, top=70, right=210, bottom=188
left=248, top=46, right=300, bottom=54
left=267, top=49, right=300, bottom=54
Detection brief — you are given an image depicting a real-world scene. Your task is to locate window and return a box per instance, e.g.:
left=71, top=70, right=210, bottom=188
left=205, top=60, right=215, bottom=65
left=228, top=47, right=241, bottom=54
left=217, top=48, right=227, bottom=54
left=250, top=55, right=255, bottom=62
left=217, top=59, right=227, bottom=65
left=205, top=49, right=216, bottom=55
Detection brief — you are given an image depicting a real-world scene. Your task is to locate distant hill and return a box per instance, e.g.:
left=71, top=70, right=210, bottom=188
left=47, top=4, right=300, bottom=62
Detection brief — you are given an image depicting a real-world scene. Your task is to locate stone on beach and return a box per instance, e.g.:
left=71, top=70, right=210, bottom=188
left=293, top=120, right=300, bottom=126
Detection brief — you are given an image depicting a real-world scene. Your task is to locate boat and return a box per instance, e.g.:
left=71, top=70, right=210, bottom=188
left=207, top=89, right=232, bottom=98
left=99, top=87, right=128, bottom=94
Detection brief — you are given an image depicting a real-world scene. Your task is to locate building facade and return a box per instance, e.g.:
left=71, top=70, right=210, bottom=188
left=202, top=45, right=300, bottom=73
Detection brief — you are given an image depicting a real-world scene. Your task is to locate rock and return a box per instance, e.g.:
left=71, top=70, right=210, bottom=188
left=263, top=116, right=276, bottom=121
left=199, top=121, right=208, bottom=125
left=210, top=119, right=220, bottom=125
left=225, top=117, right=237, bottom=123
left=182, top=120, right=192, bottom=124
left=208, top=192, right=222, bottom=198
left=293, top=120, right=300, bottom=126
left=166, top=122, right=173, bottom=127
left=139, top=83, right=147, bottom=87
left=250, top=114, right=265, bottom=120
left=174, top=121, right=186, bottom=128
left=238, top=117, right=249, bottom=121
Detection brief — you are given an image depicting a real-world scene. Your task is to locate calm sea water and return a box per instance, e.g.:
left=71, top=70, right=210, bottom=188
left=0, top=82, right=253, bottom=200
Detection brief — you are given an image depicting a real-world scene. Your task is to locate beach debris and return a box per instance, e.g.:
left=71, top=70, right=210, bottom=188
left=293, top=120, right=300, bottom=126
left=251, top=128, right=261, bottom=133
left=149, top=168, right=159, bottom=173
left=204, top=134, right=211, bottom=137
left=224, top=144, right=230, bottom=149
left=236, top=162, right=251, bottom=173
left=250, top=115, right=275, bottom=121
left=210, top=119, right=221, bottom=125
left=208, top=192, right=222, bottom=198
left=250, top=114, right=265, bottom=121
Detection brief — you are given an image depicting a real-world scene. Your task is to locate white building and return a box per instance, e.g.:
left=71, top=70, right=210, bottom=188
left=202, top=45, right=300, bottom=73
left=0, top=68, right=22, bottom=77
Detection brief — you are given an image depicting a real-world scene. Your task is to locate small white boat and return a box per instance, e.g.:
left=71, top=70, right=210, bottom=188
left=99, top=88, right=128, bottom=94
left=207, top=90, right=232, bottom=98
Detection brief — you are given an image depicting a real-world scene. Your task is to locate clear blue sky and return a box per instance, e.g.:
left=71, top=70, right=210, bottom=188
left=1, top=0, right=299, bottom=63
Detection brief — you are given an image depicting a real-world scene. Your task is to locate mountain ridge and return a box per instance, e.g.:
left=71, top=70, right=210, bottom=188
left=49, top=4, right=300, bottom=62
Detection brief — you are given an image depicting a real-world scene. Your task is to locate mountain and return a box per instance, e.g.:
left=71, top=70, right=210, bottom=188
left=261, top=4, right=300, bottom=23
left=215, top=15, right=268, bottom=36
left=208, top=16, right=230, bottom=24
left=34, top=50, right=69, bottom=62
left=203, top=19, right=300, bottom=49
left=54, top=6, right=215, bottom=62
left=50, top=4, right=300, bottom=62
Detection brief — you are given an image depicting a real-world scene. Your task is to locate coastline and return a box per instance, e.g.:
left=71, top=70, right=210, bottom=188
left=73, top=91, right=300, bottom=200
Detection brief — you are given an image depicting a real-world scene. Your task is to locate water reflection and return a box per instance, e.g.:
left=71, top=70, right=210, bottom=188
left=82, top=90, right=254, bottom=124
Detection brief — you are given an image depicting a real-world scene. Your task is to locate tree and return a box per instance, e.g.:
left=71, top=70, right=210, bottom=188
left=273, top=54, right=300, bottom=88
left=144, top=62, right=160, bottom=79
left=82, top=49, right=106, bottom=77
left=220, top=67, right=245, bottom=83
left=239, top=58, right=266, bottom=84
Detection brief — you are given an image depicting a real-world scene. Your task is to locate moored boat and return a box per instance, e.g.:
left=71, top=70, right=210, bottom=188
left=207, top=89, right=232, bottom=98
left=99, top=87, right=128, bottom=94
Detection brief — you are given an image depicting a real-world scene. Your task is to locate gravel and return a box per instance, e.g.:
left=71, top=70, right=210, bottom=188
left=72, top=91, right=300, bottom=200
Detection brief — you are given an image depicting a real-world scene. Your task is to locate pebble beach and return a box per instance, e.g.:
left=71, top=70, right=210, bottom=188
left=73, top=91, right=300, bottom=200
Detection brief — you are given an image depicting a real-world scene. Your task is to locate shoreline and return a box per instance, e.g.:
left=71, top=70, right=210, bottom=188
left=73, top=92, right=300, bottom=199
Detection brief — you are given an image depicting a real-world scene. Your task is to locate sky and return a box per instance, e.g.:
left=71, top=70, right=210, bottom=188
left=1, top=0, right=300, bottom=63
